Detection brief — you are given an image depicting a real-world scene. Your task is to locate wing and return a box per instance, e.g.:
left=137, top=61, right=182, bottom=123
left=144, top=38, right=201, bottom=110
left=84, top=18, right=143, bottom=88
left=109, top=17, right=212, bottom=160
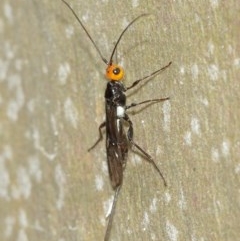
left=105, top=102, right=128, bottom=190
left=106, top=141, right=125, bottom=189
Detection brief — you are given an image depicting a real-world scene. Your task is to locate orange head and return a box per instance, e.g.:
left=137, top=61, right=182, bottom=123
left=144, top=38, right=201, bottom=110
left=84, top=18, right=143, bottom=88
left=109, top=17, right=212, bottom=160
left=105, top=64, right=124, bottom=81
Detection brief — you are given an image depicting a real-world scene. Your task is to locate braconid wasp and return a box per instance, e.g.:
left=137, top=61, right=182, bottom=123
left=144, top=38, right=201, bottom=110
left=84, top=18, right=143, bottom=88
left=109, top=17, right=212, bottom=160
left=61, top=1, right=172, bottom=240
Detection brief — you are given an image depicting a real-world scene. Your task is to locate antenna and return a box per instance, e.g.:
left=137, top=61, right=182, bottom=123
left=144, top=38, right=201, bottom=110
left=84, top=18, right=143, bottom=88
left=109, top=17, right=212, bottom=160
left=61, top=0, right=108, bottom=64
left=109, top=14, right=149, bottom=65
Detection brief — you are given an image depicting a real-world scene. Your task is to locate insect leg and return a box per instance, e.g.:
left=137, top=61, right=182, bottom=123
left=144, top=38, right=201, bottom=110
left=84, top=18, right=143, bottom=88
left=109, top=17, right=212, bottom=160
left=104, top=185, right=121, bottom=241
left=124, top=114, right=167, bottom=186
left=126, top=61, right=172, bottom=91
left=88, top=121, right=106, bottom=152
left=126, top=97, right=169, bottom=110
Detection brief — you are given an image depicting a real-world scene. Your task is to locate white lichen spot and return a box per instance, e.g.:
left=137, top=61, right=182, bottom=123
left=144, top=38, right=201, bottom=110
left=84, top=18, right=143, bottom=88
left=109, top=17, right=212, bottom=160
left=58, top=62, right=71, bottom=85
left=32, top=128, right=57, bottom=161
left=16, top=229, right=28, bottom=241
left=7, top=74, right=25, bottom=122
left=210, top=0, right=219, bottom=9
left=0, top=18, right=4, bottom=34
left=64, top=97, right=79, bottom=129
left=101, top=160, right=108, bottom=175
left=131, top=153, right=142, bottom=166
left=211, top=147, right=220, bottom=163
left=14, top=59, right=24, bottom=71
left=207, top=41, right=215, bottom=56
left=15, top=166, right=32, bottom=199
left=184, top=131, right=192, bottom=146
left=55, top=164, right=66, bottom=210
left=5, top=41, right=15, bottom=59
left=50, top=114, right=59, bottom=136
left=141, top=211, right=150, bottom=231
left=233, top=58, right=240, bottom=67
left=42, top=65, right=48, bottom=74
left=162, top=100, right=171, bottom=132
left=178, top=188, right=187, bottom=210
left=191, top=117, right=201, bottom=136
left=19, top=209, right=28, bottom=228
left=82, top=13, right=89, bottom=22
left=65, top=25, right=74, bottom=38
left=179, top=66, right=185, bottom=75
left=221, top=140, right=230, bottom=158
left=156, top=145, right=163, bottom=156
left=2, top=145, right=13, bottom=160
left=191, top=63, right=199, bottom=80
left=132, top=0, right=139, bottom=8
left=4, top=3, right=13, bottom=23
left=199, top=97, right=209, bottom=107
left=0, top=164, right=8, bottom=201
left=166, top=220, right=179, bottom=241
left=95, top=174, right=104, bottom=191
left=164, top=192, right=171, bottom=204
left=0, top=146, right=12, bottom=200
left=149, top=197, right=158, bottom=213
left=58, top=238, right=65, bottom=241
left=28, top=156, right=42, bottom=183
left=235, top=163, right=240, bottom=174
left=0, top=58, right=9, bottom=81
left=27, top=99, right=35, bottom=113
left=4, top=216, right=15, bottom=238
left=208, top=64, right=219, bottom=81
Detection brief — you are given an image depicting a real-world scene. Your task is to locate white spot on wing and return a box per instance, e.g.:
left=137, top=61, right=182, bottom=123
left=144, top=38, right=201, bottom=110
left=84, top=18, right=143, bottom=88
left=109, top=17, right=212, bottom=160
left=117, top=106, right=125, bottom=117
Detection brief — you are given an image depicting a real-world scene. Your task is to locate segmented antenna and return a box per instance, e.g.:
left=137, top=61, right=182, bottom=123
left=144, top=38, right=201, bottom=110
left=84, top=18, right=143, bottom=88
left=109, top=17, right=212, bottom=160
left=61, top=0, right=148, bottom=66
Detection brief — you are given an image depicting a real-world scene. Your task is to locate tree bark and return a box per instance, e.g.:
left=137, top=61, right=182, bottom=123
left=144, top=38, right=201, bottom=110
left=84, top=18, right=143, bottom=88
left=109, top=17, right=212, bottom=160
left=0, top=0, right=239, bottom=241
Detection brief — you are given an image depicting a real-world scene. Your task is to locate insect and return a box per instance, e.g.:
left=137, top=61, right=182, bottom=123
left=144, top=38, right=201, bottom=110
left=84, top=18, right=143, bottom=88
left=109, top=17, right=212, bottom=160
left=61, top=1, right=172, bottom=240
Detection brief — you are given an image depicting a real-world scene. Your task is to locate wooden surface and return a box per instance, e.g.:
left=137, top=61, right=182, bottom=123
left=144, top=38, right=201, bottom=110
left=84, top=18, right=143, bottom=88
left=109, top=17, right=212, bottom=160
left=0, top=0, right=240, bottom=240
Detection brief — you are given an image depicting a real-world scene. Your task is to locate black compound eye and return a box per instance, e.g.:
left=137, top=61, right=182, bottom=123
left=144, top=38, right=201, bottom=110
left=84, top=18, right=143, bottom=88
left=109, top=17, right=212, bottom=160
left=113, top=67, right=120, bottom=75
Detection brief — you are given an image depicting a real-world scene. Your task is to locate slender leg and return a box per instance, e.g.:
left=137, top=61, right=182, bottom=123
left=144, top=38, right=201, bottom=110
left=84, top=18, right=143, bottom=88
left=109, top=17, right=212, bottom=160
left=104, top=185, right=121, bottom=241
left=126, top=61, right=172, bottom=91
left=124, top=114, right=167, bottom=186
left=88, top=121, right=106, bottom=152
left=126, top=97, right=169, bottom=110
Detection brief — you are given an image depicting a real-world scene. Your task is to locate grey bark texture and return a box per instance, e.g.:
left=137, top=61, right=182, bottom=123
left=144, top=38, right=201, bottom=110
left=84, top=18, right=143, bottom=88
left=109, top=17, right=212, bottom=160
left=0, top=0, right=239, bottom=241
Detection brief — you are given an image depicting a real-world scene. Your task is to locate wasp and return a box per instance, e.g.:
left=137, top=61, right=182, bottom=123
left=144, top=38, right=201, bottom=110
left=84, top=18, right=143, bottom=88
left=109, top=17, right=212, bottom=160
left=61, top=1, right=172, bottom=240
